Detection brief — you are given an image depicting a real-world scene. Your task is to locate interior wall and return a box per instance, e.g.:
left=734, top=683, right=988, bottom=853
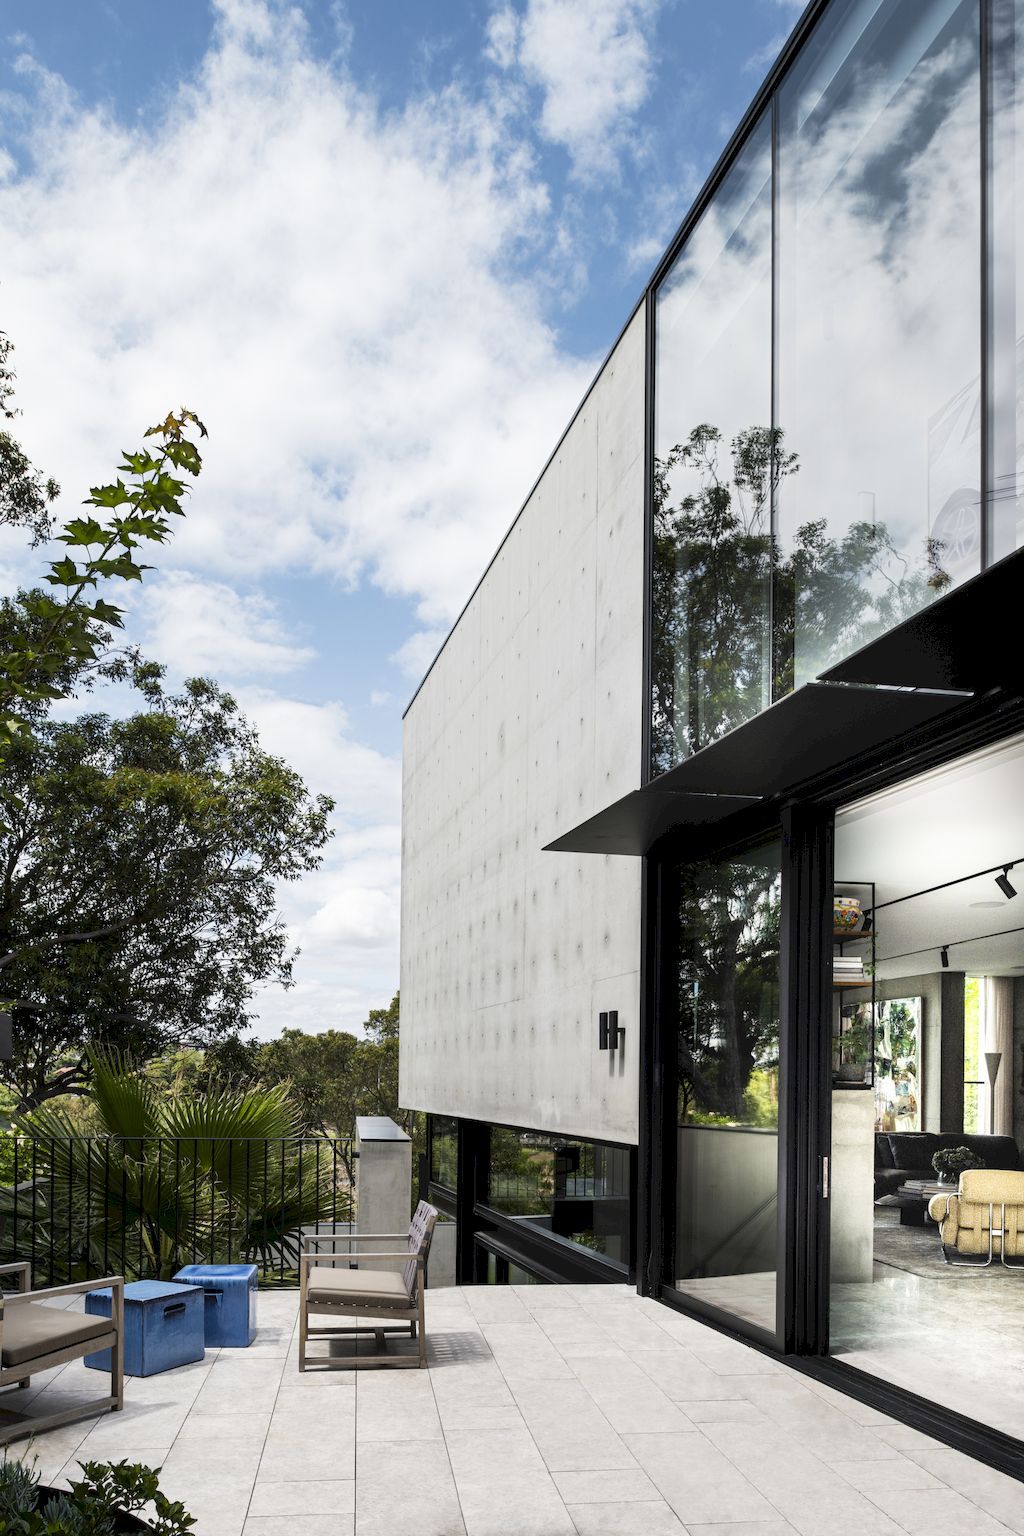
left=1014, top=978, right=1024, bottom=1147
left=400, top=308, right=646, bottom=1145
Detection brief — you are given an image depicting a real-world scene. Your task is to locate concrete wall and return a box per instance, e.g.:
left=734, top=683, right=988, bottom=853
left=829, top=1091, right=875, bottom=1284
left=400, top=307, right=646, bottom=1145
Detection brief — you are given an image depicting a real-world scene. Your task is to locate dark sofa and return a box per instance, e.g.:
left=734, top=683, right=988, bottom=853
left=874, top=1131, right=1021, bottom=1198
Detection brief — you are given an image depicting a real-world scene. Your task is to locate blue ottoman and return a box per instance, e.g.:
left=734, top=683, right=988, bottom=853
left=85, top=1280, right=204, bottom=1377
left=173, top=1264, right=258, bottom=1347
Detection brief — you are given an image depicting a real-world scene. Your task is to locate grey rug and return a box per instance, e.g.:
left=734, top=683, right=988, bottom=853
left=873, top=1210, right=1023, bottom=1280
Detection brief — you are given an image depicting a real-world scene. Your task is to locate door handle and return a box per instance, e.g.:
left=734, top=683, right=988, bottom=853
left=821, top=1155, right=830, bottom=1200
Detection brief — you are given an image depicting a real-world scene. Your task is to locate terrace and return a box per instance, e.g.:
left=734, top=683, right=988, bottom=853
left=11, top=1281, right=1024, bottom=1536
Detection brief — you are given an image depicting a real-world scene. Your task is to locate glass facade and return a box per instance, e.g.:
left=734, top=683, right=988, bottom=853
left=429, top=1115, right=458, bottom=1191
left=652, top=113, right=773, bottom=774
left=650, top=0, right=1015, bottom=770
left=671, top=840, right=782, bottom=1337
left=486, top=1127, right=631, bottom=1266
left=776, top=0, right=981, bottom=692
left=990, top=0, right=1024, bottom=559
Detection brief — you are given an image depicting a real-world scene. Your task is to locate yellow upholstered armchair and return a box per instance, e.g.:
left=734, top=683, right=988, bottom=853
left=928, top=1169, right=1024, bottom=1266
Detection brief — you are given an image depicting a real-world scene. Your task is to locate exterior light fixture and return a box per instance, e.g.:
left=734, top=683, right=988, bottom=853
left=995, top=864, right=1018, bottom=900
left=940, top=946, right=950, bottom=968
left=598, top=1011, right=623, bottom=1051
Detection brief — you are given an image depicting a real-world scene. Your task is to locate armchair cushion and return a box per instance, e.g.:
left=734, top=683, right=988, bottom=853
left=2, top=1304, right=112, bottom=1369
left=306, top=1267, right=411, bottom=1310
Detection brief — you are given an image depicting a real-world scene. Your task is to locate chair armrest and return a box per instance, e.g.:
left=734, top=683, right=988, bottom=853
left=301, top=1251, right=420, bottom=1268
left=928, top=1194, right=956, bottom=1228
left=304, top=1232, right=408, bottom=1248
left=0, top=1262, right=30, bottom=1292
left=5, top=1275, right=125, bottom=1307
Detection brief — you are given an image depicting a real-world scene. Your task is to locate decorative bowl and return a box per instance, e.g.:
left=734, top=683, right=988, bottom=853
left=833, top=897, right=862, bottom=932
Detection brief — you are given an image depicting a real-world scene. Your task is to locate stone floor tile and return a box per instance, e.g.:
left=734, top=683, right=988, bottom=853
left=686, top=1524, right=796, bottom=1535
left=622, top=1431, right=777, bottom=1525
left=780, top=1491, right=909, bottom=1535
left=869, top=1486, right=1016, bottom=1534
left=355, top=1440, right=465, bottom=1536
left=453, top=1476, right=575, bottom=1536
left=551, top=1468, right=659, bottom=1503
left=175, top=1411, right=272, bottom=1443
left=567, top=1503, right=687, bottom=1536
left=247, top=1478, right=355, bottom=1517
left=904, top=1447, right=1024, bottom=1535
left=243, top=1520, right=347, bottom=1536
left=676, top=1399, right=769, bottom=1423
left=832, top=1456, right=944, bottom=1493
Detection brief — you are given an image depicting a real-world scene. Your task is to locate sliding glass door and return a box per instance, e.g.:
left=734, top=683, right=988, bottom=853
left=665, top=837, right=785, bottom=1342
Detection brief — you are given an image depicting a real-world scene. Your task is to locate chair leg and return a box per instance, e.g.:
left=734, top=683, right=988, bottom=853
left=111, top=1283, right=124, bottom=1410
left=298, top=1299, right=307, bottom=1372
left=417, top=1288, right=426, bottom=1369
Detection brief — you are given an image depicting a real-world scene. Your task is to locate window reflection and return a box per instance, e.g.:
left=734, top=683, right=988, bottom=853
left=429, top=1116, right=458, bottom=1190
left=652, top=112, right=773, bottom=774
left=486, top=1127, right=631, bottom=1266
left=674, top=842, right=782, bottom=1336
left=775, top=0, right=981, bottom=690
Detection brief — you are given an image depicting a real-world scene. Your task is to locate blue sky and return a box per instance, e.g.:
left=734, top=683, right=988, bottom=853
left=0, top=0, right=804, bottom=1034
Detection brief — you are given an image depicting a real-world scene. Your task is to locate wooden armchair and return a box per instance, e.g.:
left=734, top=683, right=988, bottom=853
left=0, top=1263, right=124, bottom=1444
left=298, top=1201, right=438, bottom=1371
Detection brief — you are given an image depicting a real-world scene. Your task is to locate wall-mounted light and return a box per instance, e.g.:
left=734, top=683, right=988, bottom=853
left=995, top=864, right=1018, bottom=900
left=940, top=946, right=950, bottom=969
left=598, top=1011, right=623, bottom=1051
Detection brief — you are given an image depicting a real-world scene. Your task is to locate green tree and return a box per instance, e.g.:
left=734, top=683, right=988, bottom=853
left=0, top=664, right=334, bottom=1111
left=0, top=329, right=205, bottom=767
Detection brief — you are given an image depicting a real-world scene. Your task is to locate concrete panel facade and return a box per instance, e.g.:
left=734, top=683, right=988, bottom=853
left=400, top=307, right=646, bottom=1146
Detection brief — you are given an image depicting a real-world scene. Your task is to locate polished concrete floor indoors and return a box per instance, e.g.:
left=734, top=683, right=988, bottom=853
left=12, top=1284, right=1024, bottom=1536
left=832, top=1207, right=1024, bottom=1443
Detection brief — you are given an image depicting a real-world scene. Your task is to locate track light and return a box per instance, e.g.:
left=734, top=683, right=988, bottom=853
left=995, top=864, right=1018, bottom=900
left=940, top=945, right=950, bottom=969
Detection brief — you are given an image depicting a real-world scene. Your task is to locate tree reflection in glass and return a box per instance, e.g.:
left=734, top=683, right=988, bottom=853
left=677, top=845, right=781, bottom=1130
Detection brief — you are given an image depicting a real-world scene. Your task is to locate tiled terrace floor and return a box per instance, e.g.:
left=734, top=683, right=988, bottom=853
left=12, top=1283, right=1024, bottom=1536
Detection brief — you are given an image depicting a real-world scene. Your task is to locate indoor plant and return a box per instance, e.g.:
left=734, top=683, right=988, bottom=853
left=0, top=1457, right=194, bottom=1534
left=932, top=1146, right=985, bottom=1184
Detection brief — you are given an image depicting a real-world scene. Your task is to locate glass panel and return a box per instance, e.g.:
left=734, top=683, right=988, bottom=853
left=989, top=1, right=1024, bottom=559
left=651, top=112, right=773, bottom=774
left=672, top=840, right=782, bottom=1336
left=830, top=733, right=1024, bottom=1443
left=775, top=0, right=981, bottom=693
left=486, top=1128, right=631, bottom=1265
left=429, top=1115, right=458, bottom=1190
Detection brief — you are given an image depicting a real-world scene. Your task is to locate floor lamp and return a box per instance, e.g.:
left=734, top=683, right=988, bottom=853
left=985, top=1051, right=1002, bottom=1134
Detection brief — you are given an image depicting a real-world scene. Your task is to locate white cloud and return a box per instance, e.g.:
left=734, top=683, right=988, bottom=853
left=1, top=0, right=593, bottom=642
left=142, top=572, right=314, bottom=679
left=233, top=688, right=402, bottom=1036
left=487, top=0, right=662, bottom=178
left=391, top=627, right=447, bottom=681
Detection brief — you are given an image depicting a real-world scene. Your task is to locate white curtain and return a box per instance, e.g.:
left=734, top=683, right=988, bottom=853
left=981, top=977, right=1015, bottom=1136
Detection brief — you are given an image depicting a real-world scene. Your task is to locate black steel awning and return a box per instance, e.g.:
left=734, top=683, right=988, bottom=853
left=818, top=545, right=1024, bottom=692
left=544, top=789, right=761, bottom=855
left=544, top=682, right=969, bottom=855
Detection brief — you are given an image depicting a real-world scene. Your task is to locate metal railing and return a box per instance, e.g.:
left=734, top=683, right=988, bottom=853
left=0, top=1135, right=356, bottom=1288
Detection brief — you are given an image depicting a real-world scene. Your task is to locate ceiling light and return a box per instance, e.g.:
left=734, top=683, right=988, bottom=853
left=995, top=865, right=1018, bottom=900
left=970, top=900, right=1003, bottom=909
left=940, top=945, right=950, bottom=968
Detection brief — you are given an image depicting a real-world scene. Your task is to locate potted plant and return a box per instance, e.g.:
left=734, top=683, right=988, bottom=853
left=932, top=1146, right=985, bottom=1185
left=833, top=1015, right=872, bottom=1084
left=0, top=1457, right=194, bottom=1534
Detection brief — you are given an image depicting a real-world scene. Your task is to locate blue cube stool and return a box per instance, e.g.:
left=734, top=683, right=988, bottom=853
left=173, top=1264, right=258, bottom=1348
left=85, top=1280, right=204, bottom=1377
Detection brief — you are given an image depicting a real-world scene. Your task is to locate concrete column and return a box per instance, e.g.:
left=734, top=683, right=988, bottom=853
left=829, top=1090, right=875, bottom=1284
left=356, top=1117, right=411, bottom=1251
left=939, top=972, right=965, bottom=1131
